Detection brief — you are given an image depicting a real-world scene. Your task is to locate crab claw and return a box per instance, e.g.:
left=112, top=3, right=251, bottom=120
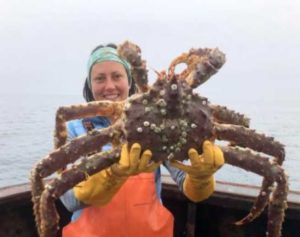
left=208, top=48, right=226, bottom=70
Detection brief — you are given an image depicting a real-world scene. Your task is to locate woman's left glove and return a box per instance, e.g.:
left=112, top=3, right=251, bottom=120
left=74, top=143, right=160, bottom=206
left=170, top=140, right=224, bottom=202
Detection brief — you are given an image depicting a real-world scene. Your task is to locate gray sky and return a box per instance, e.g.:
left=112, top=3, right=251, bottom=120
left=1, top=0, right=299, bottom=103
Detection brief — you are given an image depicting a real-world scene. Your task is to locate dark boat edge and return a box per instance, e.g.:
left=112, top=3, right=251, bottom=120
left=162, top=174, right=300, bottom=214
left=1, top=177, right=300, bottom=236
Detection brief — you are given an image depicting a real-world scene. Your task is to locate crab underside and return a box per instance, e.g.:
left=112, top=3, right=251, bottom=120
left=31, top=41, right=288, bottom=237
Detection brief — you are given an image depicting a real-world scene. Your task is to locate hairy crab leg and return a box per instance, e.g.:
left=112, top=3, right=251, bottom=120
left=168, top=47, right=226, bottom=88
left=209, top=104, right=250, bottom=127
left=31, top=123, right=123, bottom=236
left=214, top=123, right=286, bottom=227
left=39, top=148, right=121, bottom=237
left=234, top=177, right=274, bottom=225
left=214, top=123, right=285, bottom=163
left=117, top=41, right=149, bottom=93
left=55, top=101, right=124, bottom=148
left=221, top=147, right=288, bottom=237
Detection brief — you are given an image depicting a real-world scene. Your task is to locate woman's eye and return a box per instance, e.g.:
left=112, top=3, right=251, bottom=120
left=113, top=74, right=123, bottom=80
left=95, top=76, right=105, bottom=82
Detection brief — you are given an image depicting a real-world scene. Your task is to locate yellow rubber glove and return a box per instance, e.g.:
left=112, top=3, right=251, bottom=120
left=110, top=143, right=161, bottom=176
left=74, top=143, right=160, bottom=206
left=170, top=141, right=224, bottom=202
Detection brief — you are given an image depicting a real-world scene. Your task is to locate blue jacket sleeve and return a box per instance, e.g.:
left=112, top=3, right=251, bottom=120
left=60, top=189, right=87, bottom=212
left=163, top=161, right=186, bottom=192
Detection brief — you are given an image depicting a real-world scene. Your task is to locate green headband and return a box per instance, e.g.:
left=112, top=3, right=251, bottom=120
left=87, top=47, right=132, bottom=89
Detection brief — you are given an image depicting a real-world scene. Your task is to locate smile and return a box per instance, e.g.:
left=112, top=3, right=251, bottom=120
left=103, top=94, right=119, bottom=100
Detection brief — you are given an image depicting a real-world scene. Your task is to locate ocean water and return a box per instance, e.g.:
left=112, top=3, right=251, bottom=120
left=0, top=93, right=299, bottom=191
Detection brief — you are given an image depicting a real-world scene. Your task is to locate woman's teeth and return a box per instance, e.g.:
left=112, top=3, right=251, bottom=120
left=104, top=94, right=119, bottom=99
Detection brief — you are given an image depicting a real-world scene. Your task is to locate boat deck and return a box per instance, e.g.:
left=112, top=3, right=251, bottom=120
left=0, top=178, right=300, bottom=237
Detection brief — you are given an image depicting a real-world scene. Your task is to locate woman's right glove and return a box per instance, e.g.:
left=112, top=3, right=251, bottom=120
left=170, top=140, right=224, bottom=202
left=73, top=143, right=160, bottom=206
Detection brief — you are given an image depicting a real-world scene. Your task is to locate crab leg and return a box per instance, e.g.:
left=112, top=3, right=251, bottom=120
left=234, top=177, right=274, bottom=224
left=214, top=123, right=285, bottom=164
left=214, top=123, right=286, bottom=229
left=31, top=123, right=123, bottom=236
left=221, top=147, right=288, bottom=237
left=39, top=148, right=121, bottom=237
left=55, top=101, right=124, bottom=148
left=36, top=123, right=123, bottom=178
left=168, top=47, right=226, bottom=88
left=209, top=104, right=250, bottom=127
left=118, top=41, right=149, bottom=93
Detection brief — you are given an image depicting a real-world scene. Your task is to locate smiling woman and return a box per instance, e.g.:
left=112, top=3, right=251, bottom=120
left=82, top=44, right=136, bottom=103
left=90, top=61, right=129, bottom=101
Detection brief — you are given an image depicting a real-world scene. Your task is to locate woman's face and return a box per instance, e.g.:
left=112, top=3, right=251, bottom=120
left=90, top=61, right=129, bottom=101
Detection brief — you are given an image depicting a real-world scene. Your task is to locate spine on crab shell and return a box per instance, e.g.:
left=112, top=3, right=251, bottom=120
left=164, top=76, right=184, bottom=116
left=118, top=41, right=149, bottom=92
left=39, top=149, right=121, bottom=237
left=209, top=104, right=250, bottom=127
left=221, top=146, right=288, bottom=237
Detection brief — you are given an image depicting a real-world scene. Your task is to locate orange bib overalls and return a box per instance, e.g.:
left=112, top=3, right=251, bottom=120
left=63, top=172, right=174, bottom=237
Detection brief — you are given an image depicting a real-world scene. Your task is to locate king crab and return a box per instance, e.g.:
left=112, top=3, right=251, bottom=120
left=31, top=41, right=288, bottom=237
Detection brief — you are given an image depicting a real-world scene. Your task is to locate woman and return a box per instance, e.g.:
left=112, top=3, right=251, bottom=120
left=60, top=43, right=224, bottom=237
